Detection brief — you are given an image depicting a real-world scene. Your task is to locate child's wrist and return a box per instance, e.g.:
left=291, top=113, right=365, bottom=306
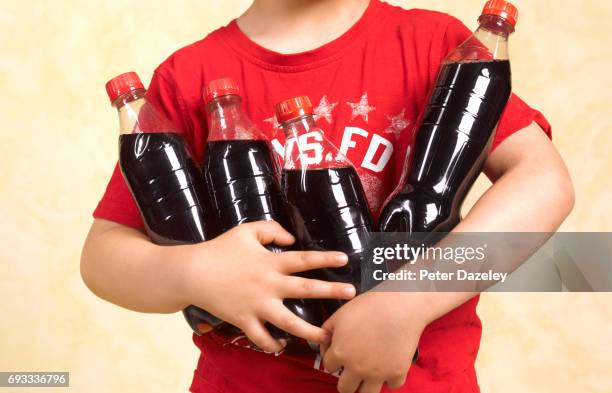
left=404, top=292, right=476, bottom=326
left=388, top=292, right=446, bottom=328
left=157, top=243, right=206, bottom=310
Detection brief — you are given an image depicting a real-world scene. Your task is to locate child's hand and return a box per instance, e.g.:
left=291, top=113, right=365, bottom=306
left=180, top=220, right=356, bottom=352
left=320, top=292, right=425, bottom=393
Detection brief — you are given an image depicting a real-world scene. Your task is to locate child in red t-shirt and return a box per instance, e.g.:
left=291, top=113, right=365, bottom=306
left=81, top=1, right=573, bottom=392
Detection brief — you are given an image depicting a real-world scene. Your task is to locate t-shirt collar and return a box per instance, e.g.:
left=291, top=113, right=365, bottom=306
left=219, top=0, right=382, bottom=70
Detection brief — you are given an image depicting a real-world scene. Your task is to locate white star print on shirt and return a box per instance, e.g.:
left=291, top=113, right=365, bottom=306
left=313, top=95, right=338, bottom=124
left=385, top=109, right=410, bottom=139
left=347, top=92, right=375, bottom=123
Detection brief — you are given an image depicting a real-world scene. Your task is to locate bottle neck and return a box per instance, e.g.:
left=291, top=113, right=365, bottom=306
left=206, top=95, right=257, bottom=141
left=474, top=15, right=513, bottom=60
left=282, top=115, right=317, bottom=139
left=115, top=89, right=146, bottom=135
left=114, top=89, right=176, bottom=135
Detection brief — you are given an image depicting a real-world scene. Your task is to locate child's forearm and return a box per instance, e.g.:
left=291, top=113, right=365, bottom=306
left=80, top=219, right=192, bottom=313
left=460, top=123, right=574, bottom=233
left=80, top=219, right=354, bottom=350
left=408, top=123, right=575, bottom=323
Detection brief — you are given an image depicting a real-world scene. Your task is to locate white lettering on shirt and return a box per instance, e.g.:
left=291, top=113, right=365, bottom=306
left=361, top=133, right=394, bottom=173
left=339, top=126, right=369, bottom=156
left=270, top=139, right=285, bottom=157
left=297, top=131, right=324, bottom=166
left=269, top=127, right=394, bottom=173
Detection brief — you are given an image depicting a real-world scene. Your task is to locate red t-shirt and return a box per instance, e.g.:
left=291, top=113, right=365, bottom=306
left=94, top=1, right=551, bottom=392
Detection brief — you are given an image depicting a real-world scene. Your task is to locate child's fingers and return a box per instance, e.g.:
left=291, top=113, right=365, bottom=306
left=336, top=369, right=361, bottom=393
left=242, top=320, right=285, bottom=353
left=266, top=307, right=331, bottom=345
left=280, top=276, right=356, bottom=300
left=319, top=342, right=330, bottom=358
left=323, top=348, right=342, bottom=373
left=277, top=250, right=348, bottom=273
left=386, top=373, right=408, bottom=390
left=358, top=380, right=383, bottom=393
left=245, top=221, right=295, bottom=246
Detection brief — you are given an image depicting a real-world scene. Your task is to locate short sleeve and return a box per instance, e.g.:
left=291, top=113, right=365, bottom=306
left=92, top=70, right=191, bottom=229
left=492, top=93, right=551, bottom=150
left=434, top=16, right=552, bottom=151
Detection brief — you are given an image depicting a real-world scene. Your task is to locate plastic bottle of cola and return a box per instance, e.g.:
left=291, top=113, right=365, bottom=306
left=202, top=79, right=323, bottom=338
left=378, top=0, right=517, bottom=244
left=276, top=96, right=374, bottom=319
left=106, top=72, right=223, bottom=335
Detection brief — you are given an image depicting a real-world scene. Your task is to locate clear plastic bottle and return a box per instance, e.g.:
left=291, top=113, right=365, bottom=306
left=202, top=79, right=323, bottom=337
left=106, top=72, right=222, bottom=335
left=378, top=0, right=517, bottom=243
left=276, top=96, right=374, bottom=318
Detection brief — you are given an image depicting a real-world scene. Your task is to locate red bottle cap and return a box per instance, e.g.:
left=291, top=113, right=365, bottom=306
left=204, top=78, right=240, bottom=103
left=481, top=0, right=518, bottom=27
left=105, top=72, right=145, bottom=105
left=275, top=96, right=313, bottom=124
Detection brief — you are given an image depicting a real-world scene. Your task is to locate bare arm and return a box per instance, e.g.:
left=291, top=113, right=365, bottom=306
left=81, top=219, right=357, bottom=351
left=321, top=123, right=575, bottom=392
left=460, top=121, right=574, bottom=232
left=81, top=219, right=191, bottom=314
left=416, top=121, right=575, bottom=317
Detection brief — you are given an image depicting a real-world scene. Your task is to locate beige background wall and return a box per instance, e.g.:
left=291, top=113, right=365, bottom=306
left=0, top=0, right=610, bottom=392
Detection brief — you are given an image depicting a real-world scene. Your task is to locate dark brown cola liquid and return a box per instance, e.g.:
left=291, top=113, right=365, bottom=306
left=203, top=139, right=323, bottom=336
left=118, top=132, right=222, bottom=333
left=283, top=166, right=373, bottom=318
left=379, top=60, right=512, bottom=243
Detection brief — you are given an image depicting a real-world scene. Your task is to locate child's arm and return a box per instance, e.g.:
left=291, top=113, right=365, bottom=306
left=81, top=219, right=356, bottom=352
left=320, top=123, right=575, bottom=393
